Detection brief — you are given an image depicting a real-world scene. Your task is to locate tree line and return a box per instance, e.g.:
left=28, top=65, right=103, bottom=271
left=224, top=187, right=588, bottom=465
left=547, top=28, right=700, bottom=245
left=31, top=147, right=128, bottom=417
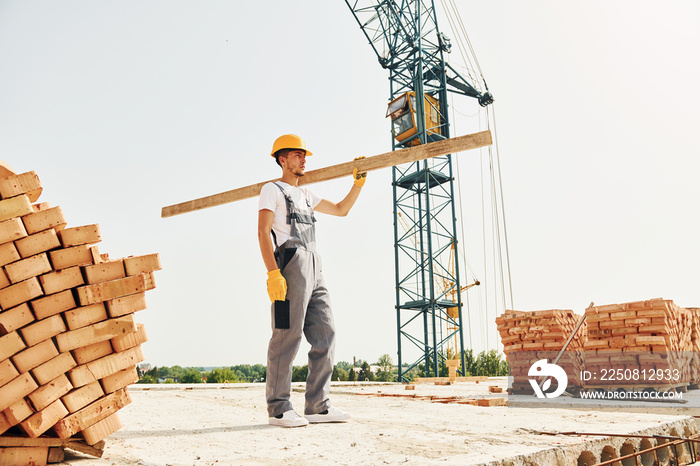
left=138, top=350, right=509, bottom=384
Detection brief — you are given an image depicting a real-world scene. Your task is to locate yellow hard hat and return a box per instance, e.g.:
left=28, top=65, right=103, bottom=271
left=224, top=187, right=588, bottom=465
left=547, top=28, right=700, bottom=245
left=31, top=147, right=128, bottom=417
left=270, top=134, right=313, bottom=157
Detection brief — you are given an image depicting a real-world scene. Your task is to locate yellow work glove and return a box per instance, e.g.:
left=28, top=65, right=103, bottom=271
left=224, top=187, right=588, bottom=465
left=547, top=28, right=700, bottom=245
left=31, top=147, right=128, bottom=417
left=353, top=156, right=367, bottom=187
left=266, top=269, right=287, bottom=302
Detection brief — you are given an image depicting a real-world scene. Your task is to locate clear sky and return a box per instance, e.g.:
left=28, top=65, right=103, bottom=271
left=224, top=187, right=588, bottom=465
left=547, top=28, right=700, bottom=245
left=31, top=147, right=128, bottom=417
left=1, top=1, right=698, bottom=368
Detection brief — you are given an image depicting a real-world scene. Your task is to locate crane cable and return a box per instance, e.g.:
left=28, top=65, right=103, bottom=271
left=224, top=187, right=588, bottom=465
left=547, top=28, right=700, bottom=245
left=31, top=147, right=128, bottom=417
left=450, top=99, right=475, bottom=350
left=438, top=0, right=489, bottom=93
left=442, top=1, right=514, bottom=351
left=488, top=104, right=515, bottom=312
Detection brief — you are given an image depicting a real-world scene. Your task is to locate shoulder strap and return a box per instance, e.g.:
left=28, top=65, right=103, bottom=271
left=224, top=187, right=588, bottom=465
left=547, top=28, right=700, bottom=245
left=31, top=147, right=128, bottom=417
left=273, top=182, right=293, bottom=225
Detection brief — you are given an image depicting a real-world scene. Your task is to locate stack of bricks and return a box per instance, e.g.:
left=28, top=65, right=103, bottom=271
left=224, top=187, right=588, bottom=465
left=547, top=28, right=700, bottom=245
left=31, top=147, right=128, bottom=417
left=688, top=308, right=700, bottom=387
left=0, top=165, right=160, bottom=463
left=584, top=298, right=693, bottom=388
left=496, top=309, right=586, bottom=393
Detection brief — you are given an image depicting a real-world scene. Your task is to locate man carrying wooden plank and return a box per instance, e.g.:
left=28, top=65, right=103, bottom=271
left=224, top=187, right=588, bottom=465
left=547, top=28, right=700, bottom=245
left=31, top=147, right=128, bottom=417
left=258, top=134, right=366, bottom=427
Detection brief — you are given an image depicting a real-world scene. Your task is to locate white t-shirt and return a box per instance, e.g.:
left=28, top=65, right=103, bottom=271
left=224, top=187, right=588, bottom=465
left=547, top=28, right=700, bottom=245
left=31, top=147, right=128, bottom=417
left=258, top=181, right=322, bottom=246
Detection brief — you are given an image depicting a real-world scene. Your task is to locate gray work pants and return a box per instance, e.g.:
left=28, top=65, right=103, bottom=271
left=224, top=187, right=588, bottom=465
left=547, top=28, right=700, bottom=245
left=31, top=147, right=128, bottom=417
left=266, top=247, right=336, bottom=417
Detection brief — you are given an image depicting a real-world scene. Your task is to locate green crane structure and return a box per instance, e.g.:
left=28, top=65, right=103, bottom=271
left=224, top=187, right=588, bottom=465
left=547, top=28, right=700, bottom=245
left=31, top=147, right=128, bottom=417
left=345, top=0, right=493, bottom=381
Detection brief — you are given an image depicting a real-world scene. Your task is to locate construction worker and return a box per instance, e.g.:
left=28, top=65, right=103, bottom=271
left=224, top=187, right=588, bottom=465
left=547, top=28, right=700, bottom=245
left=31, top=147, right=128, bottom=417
left=258, top=134, right=366, bottom=427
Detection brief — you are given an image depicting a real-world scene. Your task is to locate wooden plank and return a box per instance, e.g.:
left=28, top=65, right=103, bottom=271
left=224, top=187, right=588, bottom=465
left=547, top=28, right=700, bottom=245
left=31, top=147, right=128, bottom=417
left=54, top=388, right=130, bottom=439
left=161, top=130, right=493, bottom=217
left=0, top=373, right=38, bottom=412
left=0, top=171, right=42, bottom=203
left=48, top=447, right=64, bottom=464
left=57, top=224, right=101, bottom=248
left=0, top=446, right=48, bottom=466
left=55, top=315, right=136, bottom=353
left=0, top=436, right=82, bottom=447
left=0, top=217, right=27, bottom=245
left=64, top=439, right=105, bottom=458
left=0, top=195, right=33, bottom=223
left=14, top=229, right=61, bottom=258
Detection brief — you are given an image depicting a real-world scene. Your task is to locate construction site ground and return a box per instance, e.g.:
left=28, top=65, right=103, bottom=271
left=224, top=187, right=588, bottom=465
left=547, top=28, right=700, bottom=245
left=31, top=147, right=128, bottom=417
left=58, top=378, right=700, bottom=465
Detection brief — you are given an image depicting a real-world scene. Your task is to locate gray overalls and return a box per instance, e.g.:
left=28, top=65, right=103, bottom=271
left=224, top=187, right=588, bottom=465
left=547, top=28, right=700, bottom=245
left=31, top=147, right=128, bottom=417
left=266, top=182, right=336, bottom=418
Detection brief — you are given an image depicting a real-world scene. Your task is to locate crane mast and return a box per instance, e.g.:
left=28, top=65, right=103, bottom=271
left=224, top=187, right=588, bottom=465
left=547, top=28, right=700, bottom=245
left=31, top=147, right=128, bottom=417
left=346, top=0, right=493, bottom=381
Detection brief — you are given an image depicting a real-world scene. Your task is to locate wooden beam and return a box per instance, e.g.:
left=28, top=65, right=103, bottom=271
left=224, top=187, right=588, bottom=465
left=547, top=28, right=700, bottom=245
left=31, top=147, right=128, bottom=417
left=161, top=130, right=492, bottom=218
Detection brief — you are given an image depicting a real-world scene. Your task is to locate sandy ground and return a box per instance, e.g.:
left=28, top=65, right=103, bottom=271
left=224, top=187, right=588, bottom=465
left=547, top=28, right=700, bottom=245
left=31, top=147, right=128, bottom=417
left=57, top=379, right=699, bottom=466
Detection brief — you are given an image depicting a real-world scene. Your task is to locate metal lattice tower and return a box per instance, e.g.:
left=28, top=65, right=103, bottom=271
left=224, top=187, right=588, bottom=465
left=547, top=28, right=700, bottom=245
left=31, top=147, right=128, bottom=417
left=346, top=0, right=493, bottom=381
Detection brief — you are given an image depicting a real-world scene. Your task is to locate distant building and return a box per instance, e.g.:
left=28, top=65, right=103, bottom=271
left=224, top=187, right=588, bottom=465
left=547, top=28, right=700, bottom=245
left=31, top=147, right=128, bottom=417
left=138, top=362, right=152, bottom=373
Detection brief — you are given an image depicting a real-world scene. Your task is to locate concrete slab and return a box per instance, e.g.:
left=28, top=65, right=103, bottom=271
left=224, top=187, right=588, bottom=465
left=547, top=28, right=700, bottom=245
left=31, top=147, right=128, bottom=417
left=58, top=380, right=699, bottom=465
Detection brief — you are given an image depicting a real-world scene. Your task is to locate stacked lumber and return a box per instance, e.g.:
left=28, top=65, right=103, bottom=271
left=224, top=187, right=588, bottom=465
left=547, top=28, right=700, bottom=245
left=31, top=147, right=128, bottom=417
left=496, top=309, right=586, bottom=393
left=584, top=298, right=692, bottom=388
left=0, top=164, right=160, bottom=464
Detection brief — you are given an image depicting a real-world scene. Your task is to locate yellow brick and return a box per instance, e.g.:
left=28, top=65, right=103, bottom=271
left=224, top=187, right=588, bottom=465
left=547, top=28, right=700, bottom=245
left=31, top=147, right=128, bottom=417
left=0, top=194, right=33, bottom=222
left=4, top=253, right=52, bottom=284
left=38, top=265, right=84, bottom=295
left=0, top=302, right=34, bottom=334
left=0, top=217, right=27, bottom=244
left=14, top=229, right=61, bottom=258
left=0, top=171, right=42, bottom=202
left=30, top=289, right=76, bottom=319
left=57, top=224, right=101, bottom=247
left=0, top=277, right=43, bottom=310
left=18, top=314, right=66, bottom=347
left=21, top=206, right=66, bottom=235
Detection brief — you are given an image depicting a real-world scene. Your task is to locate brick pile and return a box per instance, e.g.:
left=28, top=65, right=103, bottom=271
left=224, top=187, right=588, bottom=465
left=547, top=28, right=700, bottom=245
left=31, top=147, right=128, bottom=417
left=0, top=165, right=159, bottom=463
left=688, top=308, right=700, bottom=387
left=584, top=298, right=693, bottom=388
left=496, top=309, right=586, bottom=393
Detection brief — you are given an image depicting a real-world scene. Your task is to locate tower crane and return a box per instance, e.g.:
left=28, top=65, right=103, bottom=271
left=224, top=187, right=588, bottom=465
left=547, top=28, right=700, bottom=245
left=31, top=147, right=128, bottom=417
left=345, top=0, right=493, bottom=381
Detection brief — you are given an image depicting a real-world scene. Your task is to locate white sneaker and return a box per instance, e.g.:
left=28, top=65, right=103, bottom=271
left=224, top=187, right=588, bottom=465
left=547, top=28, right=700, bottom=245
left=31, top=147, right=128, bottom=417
left=305, top=406, right=351, bottom=423
left=269, top=410, right=309, bottom=428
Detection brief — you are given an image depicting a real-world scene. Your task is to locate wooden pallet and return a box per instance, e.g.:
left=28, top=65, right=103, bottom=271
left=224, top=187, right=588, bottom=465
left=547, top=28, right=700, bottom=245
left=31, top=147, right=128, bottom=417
left=0, top=436, right=104, bottom=464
